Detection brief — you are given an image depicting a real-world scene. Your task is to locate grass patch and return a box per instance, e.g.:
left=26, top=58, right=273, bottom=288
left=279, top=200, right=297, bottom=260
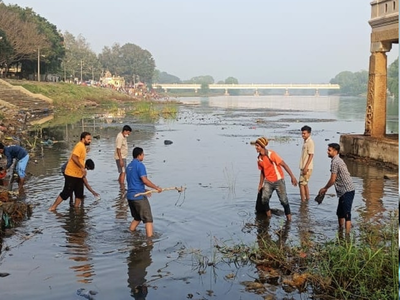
left=130, top=101, right=178, bottom=122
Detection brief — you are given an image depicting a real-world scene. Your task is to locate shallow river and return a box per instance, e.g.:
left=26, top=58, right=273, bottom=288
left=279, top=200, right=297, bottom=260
left=0, top=96, right=398, bottom=300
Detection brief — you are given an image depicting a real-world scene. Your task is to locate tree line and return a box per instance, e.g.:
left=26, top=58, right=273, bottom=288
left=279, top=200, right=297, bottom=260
left=329, top=58, right=398, bottom=99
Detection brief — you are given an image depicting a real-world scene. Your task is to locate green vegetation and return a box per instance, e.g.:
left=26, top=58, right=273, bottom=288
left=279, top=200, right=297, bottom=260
left=330, top=58, right=398, bottom=97
left=208, top=213, right=398, bottom=299
left=130, top=101, right=178, bottom=122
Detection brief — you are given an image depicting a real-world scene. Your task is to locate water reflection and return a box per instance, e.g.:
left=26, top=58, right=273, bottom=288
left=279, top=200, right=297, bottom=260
left=297, top=202, right=312, bottom=249
left=127, top=242, right=153, bottom=299
left=55, top=208, right=94, bottom=283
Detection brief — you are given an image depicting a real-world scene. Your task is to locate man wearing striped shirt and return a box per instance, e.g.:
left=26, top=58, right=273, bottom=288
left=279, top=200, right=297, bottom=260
left=319, top=143, right=355, bottom=234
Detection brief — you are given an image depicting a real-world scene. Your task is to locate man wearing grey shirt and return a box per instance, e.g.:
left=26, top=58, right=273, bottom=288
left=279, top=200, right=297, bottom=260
left=319, top=143, right=355, bottom=234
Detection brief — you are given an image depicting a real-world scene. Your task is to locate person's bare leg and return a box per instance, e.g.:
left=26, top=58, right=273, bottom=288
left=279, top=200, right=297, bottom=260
left=49, top=195, right=63, bottom=211
left=74, top=197, right=82, bottom=208
left=18, top=177, right=25, bottom=194
left=118, top=172, right=126, bottom=185
left=266, top=210, right=272, bottom=218
left=130, top=220, right=140, bottom=232
left=299, top=185, right=306, bottom=202
left=338, top=217, right=345, bottom=230
left=304, top=184, right=310, bottom=201
left=286, top=214, right=292, bottom=221
left=345, top=220, right=351, bottom=234
left=145, top=222, right=153, bottom=237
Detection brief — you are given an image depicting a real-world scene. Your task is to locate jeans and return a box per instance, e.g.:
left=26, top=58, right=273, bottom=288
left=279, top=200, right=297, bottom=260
left=261, top=179, right=291, bottom=215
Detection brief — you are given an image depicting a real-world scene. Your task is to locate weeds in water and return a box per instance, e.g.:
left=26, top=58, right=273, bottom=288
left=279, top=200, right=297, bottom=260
left=213, top=212, right=398, bottom=299
left=131, top=101, right=178, bottom=122
left=223, top=164, right=237, bottom=195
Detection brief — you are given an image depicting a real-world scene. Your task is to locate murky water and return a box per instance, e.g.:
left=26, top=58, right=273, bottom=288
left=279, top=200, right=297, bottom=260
left=0, top=96, right=398, bottom=299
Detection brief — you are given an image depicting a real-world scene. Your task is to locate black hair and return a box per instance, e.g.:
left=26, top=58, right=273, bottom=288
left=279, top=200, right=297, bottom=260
left=301, top=125, right=312, bottom=133
left=123, top=125, right=132, bottom=132
left=0, top=143, right=4, bottom=150
left=328, top=143, right=340, bottom=152
left=132, top=147, right=143, bottom=159
left=85, top=159, right=95, bottom=170
left=80, top=132, right=91, bottom=139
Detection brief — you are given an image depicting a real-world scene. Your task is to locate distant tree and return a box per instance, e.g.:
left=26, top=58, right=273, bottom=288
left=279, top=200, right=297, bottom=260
left=387, top=58, right=398, bottom=100
left=154, top=71, right=181, bottom=83
left=0, top=3, right=50, bottom=72
left=62, top=31, right=100, bottom=81
left=224, top=77, right=239, bottom=84
left=185, top=75, right=214, bottom=84
left=217, top=80, right=224, bottom=84
left=99, top=43, right=155, bottom=84
left=225, top=76, right=239, bottom=95
left=200, top=82, right=209, bottom=94
left=0, top=29, right=13, bottom=70
left=330, top=70, right=368, bottom=96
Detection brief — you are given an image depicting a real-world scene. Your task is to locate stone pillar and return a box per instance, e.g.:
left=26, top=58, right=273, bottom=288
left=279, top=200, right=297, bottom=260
left=284, top=89, right=289, bottom=96
left=315, top=89, right=320, bottom=97
left=254, top=89, right=259, bottom=96
left=224, top=89, right=229, bottom=96
left=364, top=46, right=389, bottom=137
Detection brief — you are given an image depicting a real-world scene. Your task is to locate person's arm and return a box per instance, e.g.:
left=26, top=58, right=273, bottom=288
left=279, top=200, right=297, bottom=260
left=83, top=177, right=99, bottom=197
left=280, top=160, right=298, bottom=186
left=319, top=173, right=337, bottom=195
left=302, top=154, right=314, bottom=175
left=258, top=171, right=264, bottom=191
left=141, top=176, right=162, bottom=194
left=71, top=154, right=87, bottom=177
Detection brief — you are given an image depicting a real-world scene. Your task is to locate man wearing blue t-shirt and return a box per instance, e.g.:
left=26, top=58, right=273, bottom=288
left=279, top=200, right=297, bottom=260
left=126, top=147, right=162, bottom=238
left=0, top=143, right=29, bottom=193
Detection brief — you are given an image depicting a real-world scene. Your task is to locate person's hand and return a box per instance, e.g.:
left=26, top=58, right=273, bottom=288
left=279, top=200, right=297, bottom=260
left=258, top=183, right=263, bottom=192
left=319, top=188, right=327, bottom=195
left=93, top=192, right=99, bottom=197
left=291, top=176, right=298, bottom=187
left=302, top=168, right=308, bottom=176
left=156, top=186, right=162, bottom=193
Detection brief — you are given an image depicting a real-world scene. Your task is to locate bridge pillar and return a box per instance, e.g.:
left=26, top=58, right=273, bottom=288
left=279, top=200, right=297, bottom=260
left=315, top=89, right=319, bottom=97
left=224, top=89, right=229, bottom=96
left=254, top=89, right=259, bottom=96
left=284, top=89, right=289, bottom=96
left=164, top=88, right=168, bottom=93
left=195, top=89, right=198, bottom=93
left=364, top=48, right=390, bottom=137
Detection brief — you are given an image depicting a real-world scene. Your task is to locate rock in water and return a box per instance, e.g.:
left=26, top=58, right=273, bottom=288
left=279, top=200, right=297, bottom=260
left=164, top=140, right=173, bottom=145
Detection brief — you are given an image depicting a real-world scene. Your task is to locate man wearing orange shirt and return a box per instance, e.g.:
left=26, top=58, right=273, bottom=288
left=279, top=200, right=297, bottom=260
left=49, top=132, right=92, bottom=211
left=254, top=137, right=298, bottom=221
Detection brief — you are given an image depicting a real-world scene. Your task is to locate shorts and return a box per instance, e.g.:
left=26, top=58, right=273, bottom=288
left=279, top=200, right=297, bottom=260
left=16, top=154, right=29, bottom=178
left=336, top=190, right=355, bottom=221
left=60, top=175, right=84, bottom=200
left=128, top=197, right=153, bottom=223
left=299, top=169, right=312, bottom=186
left=116, top=159, right=127, bottom=173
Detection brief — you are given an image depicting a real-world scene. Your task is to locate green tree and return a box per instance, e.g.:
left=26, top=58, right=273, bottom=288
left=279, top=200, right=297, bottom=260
left=153, top=70, right=181, bottom=83
left=225, top=76, right=239, bottom=95
left=200, top=82, right=209, bottom=94
left=99, top=43, right=155, bottom=84
left=387, top=58, right=398, bottom=100
left=330, top=70, right=368, bottom=96
left=0, top=29, right=13, bottom=69
left=185, top=75, right=214, bottom=84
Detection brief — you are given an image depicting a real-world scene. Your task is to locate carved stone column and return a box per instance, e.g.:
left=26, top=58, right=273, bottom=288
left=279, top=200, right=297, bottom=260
left=364, top=45, right=389, bottom=137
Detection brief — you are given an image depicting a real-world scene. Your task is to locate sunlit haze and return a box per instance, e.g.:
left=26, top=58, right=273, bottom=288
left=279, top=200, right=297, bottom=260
left=4, top=0, right=399, bottom=83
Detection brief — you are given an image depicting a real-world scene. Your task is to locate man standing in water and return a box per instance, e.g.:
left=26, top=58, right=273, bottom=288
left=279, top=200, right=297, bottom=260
left=254, top=137, right=297, bottom=221
left=49, top=132, right=92, bottom=211
left=299, top=125, right=314, bottom=202
left=126, top=147, right=162, bottom=237
left=114, top=125, right=132, bottom=186
left=319, top=143, right=355, bottom=234
left=0, top=143, right=29, bottom=194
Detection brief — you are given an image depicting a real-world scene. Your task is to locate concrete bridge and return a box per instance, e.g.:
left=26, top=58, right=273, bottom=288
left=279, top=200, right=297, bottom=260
left=340, top=0, right=399, bottom=168
left=153, top=83, right=340, bottom=96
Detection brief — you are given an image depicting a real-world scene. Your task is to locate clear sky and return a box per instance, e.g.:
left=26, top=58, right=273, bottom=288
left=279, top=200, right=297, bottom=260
left=4, top=0, right=399, bottom=83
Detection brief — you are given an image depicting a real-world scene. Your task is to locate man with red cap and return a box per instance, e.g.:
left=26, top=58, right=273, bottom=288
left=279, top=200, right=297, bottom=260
left=254, top=137, right=297, bottom=221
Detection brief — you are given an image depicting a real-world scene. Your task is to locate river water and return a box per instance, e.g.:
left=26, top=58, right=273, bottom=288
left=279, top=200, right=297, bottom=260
left=0, top=95, right=398, bottom=300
